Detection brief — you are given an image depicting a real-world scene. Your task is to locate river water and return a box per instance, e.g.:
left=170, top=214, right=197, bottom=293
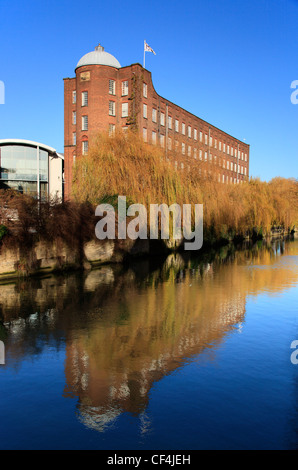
left=0, top=239, right=297, bottom=450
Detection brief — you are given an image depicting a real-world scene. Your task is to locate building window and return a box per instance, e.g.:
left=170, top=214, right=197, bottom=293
left=73, top=132, right=76, bottom=146
left=152, top=108, right=157, bottom=123
left=182, top=123, right=186, bottom=135
left=72, top=91, right=76, bottom=104
left=245, top=167, right=247, bottom=176
left=152, top=131, right=157, bottom=145
left=109, top=101, right=116, bottom=116
left=72, top=111, right=76, bottom=125
left=122, top=80, right=128, bottom=96
left=143, top=83, right=147, bottom=98
left=227, top=160, right=230, bottom=170
left=160, top=134, right=165, bottom=148
left=231, top=147, right=233, bottom=157
left=168, top=137, right=172, bottom=150
left=109, top=124, right=115, bottom=136
left=223, top=143, right=226, bottom=153
left=194, top=129, right=197, bottom=140
left=200, top=131, right=203, bottom=142
left=122, top=102, right=128, bottom=118
left=227, top=145, right=230, bottom=155
left=160, top=112, right=165, bottom=126
left=205, top=134, right=208, bottom=145
left=175, top=119, right=179, bottom=132
left=143, top=103, right=147, bottom=119
left=82, top=115, right=88, bottom=131
left=194, top=148, right=197, bottom=159
left=214, top=139, right=217, bottom=149
left=199, top=150, right=202, bottom=160
left=143, top=128, right=147, bottom=142
left=205, top=151, right=207, bottom=161
left=168, top=116, right=172, bottom=129
left=109, top=79, right=116, bottom=95
left=219, top=141, right=222, bottom=151
left=182, top=143, right=185, bottom=155
left=188, top=126, right=192, bottom=138
left=209, top=136, right=212, bottom=146
left=188, top=145, right=191, bottom=157
left=82, top=140, right=88, bottom=155
left=82, top=91, right=88, bottom=107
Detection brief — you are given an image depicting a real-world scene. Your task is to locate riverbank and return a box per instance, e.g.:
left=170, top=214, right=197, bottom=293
left=0, top=228, right=296, bottom=281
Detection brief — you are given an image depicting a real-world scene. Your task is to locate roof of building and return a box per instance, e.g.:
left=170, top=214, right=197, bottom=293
left=76, top=44, right=121, bottom=70
left=0, top=139, right=64, bottom=159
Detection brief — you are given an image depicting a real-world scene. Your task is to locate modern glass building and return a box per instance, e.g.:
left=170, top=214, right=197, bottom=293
left=0, top=139, right=64, bottom=199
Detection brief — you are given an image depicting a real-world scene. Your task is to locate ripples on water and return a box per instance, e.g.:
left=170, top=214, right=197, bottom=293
left=0, top=238, right=297, bottom=450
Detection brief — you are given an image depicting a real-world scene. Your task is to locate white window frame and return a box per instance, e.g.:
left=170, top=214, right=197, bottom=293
left=109, top=101, right=116, bottom=116
left=109, top=79, right=116, bottom=95
left=122, top=102, right=128, bottom=118
left=82, top=91, right=88, bottom=107
left=143, top=103, right=147, bottom=119
left=82, top=140, right=88, bottom=155
left=122, top=80, right=128, bottom=96
left=152, top=108, right=157, bottom=123
left=143, top=83, right=147, bottom=98
left=82, top=115, right=88, bottom=131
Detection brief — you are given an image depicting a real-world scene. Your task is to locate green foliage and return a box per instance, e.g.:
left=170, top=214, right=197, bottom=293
left=0, top=225, right=8, bottom=242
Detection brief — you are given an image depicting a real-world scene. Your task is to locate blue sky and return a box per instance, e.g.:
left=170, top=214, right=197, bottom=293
left=0, top=0, right=297, bottom=181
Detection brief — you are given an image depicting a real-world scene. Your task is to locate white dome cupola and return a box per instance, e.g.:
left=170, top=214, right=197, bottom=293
left=76, top=44, right=121, bottom=70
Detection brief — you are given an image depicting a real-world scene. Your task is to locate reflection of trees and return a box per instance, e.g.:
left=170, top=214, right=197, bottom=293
left=0, top=239, right=297, bottom=431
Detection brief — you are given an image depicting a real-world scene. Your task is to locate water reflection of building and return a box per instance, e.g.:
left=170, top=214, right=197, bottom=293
left=62, top=264, right=247, bottom=431
left=1, top=240, right=297, bottom=432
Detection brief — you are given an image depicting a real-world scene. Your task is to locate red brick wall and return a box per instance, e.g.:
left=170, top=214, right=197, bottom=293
left=64, top=63, right=250, bottom=199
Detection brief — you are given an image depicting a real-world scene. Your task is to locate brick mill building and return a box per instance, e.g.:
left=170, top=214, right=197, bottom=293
left=64, top=44, right=250, bottom=199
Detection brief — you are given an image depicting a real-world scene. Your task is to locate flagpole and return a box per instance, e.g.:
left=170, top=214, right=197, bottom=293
left=143, top=40, right=146, bottom=68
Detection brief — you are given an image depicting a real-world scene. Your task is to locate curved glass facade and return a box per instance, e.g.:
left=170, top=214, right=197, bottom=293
left=0, top=144, right=49, bottom=197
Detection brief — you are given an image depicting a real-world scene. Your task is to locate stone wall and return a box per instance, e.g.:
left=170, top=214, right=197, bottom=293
left=0, top=238, right=152, bottom=280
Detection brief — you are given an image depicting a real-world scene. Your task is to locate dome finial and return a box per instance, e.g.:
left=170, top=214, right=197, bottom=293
left=95, top=43, right=104, bottom=52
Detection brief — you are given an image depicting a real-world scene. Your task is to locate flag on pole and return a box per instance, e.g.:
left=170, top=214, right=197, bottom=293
left=144, top=40, right=156, bottom=55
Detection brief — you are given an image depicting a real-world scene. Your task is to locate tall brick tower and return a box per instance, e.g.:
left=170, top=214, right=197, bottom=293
left=64, top=44, right=122, bottom=199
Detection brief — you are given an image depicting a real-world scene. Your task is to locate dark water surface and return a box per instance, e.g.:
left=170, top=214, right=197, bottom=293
left=0, top=239, right=297, bottom=450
